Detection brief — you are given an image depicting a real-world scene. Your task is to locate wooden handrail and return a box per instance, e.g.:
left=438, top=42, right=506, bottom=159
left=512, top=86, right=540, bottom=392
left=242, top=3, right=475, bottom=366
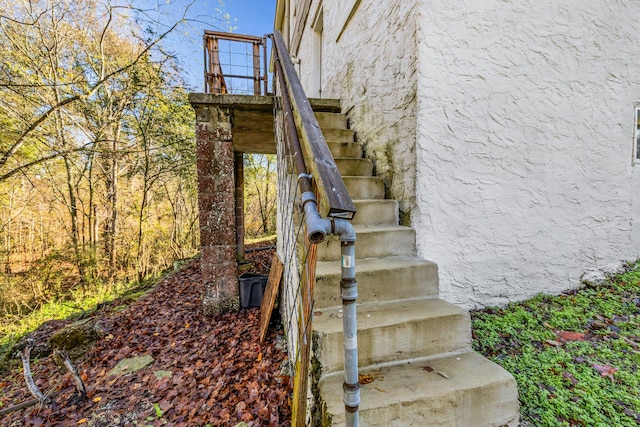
left=271, top=30, right=355, bottom=219
left=204, top=30, right=263, bottom=43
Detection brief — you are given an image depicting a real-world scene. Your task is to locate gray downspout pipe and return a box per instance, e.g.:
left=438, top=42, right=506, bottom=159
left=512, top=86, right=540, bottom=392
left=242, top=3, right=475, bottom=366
left=300, top=190, right=360, bottom=426
left=335, top=218, right=359, bottom=427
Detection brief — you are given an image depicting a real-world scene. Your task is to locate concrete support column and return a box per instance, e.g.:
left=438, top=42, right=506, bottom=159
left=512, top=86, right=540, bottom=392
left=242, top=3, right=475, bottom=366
left=194, top=104, right=239, bottom=314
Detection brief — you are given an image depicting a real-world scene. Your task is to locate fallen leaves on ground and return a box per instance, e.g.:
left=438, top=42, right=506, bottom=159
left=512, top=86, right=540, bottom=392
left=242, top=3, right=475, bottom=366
left=0, top=254, right=291, bottom=426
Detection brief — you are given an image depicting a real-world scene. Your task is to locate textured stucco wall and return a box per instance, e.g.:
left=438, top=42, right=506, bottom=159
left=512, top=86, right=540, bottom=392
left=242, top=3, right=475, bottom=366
left=295, top=0, right=418, bottom=223
left=415, top=0, right=640, bottom=307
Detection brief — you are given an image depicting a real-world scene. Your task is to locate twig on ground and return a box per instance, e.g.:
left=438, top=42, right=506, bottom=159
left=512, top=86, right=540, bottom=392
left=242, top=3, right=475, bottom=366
left=0, top=392, right=60, bottom=416
left=20, top=338, right=47, bottom=404
left=54, top=349, right=86, bottom=398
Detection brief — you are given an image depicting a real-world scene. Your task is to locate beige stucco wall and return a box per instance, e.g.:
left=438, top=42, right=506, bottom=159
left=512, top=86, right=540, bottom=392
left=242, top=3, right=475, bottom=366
left=415, top=0, right=640, bottom=308
left=283, top=0, right=640, bottom=308
left=293, top=0, right=419, bottom=224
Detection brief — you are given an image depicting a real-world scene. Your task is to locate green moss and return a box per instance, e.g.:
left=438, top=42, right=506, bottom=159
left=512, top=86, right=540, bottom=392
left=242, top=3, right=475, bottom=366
left=472, top=262, right=640, bottom=426
left=203, top=295, right=240, bottom=315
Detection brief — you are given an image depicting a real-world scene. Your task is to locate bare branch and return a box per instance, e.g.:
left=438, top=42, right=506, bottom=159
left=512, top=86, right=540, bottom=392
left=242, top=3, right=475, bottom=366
left=54, top=349, right=86, bottom=399
left=0, top=144, right=92, bottom=182
left=20, top=339, right=47, bottom=404
left=0, top=94, right=81, bottom=171
left=0, top=2, right=190, bottom=179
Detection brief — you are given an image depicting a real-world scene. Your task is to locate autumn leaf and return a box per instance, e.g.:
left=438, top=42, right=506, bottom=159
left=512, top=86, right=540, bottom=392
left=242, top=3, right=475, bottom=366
left=556, top=330, right=586, bottom=343
left=359, top=374, right=375, bottom=384
left=592, top=363, right=618, bottom=379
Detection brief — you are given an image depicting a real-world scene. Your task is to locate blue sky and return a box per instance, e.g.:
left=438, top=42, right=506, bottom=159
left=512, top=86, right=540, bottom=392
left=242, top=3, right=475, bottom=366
left=154, top=0, right=276, bottom=90
left=224, top=0, right=276, bottom=36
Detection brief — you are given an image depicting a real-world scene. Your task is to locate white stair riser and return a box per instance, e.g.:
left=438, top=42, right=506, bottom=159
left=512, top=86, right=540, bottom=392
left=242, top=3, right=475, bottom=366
left=316, top=112, right=348, bottom=129
left=322, top=128, right=355, bottom=142
left=351, top=200, right=398, bottom=226
left=314, top=258, right=438, bottom=309
left=316, top=228, right=415, bottom=261
left=315, top=310, right=471, bottom=373
left=328, top=142, right=363, bottom=158
left=321, top=353, right=519, bottom=427
left=336, top=158, right=373, bottom=176
left=343, top=176, right=385, bottom=200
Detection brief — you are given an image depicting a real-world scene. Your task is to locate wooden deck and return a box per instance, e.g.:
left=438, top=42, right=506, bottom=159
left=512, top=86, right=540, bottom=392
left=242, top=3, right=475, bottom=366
left=188, top=94, right=340, bottom=154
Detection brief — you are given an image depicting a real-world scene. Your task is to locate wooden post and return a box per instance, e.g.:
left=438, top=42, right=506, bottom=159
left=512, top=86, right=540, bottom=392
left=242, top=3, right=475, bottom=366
left=211, top=37, right=222, bottom=94
left=235, top=152, right=245, bottom=263
left=253, top=41, right=261, bottom=95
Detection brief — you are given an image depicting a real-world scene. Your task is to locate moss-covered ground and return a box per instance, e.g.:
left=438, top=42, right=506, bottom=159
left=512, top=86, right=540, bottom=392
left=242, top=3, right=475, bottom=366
left=472, top=263, right=640, bottom=426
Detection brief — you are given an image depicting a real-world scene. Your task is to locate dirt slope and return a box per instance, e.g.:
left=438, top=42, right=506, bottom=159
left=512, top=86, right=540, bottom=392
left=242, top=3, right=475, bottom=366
left=0, top=256, right=291, bottom=427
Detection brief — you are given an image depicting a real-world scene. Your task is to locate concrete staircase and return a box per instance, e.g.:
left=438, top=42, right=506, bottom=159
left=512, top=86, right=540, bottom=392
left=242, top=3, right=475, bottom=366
left=310, top=109, right=520, bottom=426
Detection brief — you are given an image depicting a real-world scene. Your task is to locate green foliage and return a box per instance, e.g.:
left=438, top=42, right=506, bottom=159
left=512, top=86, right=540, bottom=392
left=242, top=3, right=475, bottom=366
left=472, top=264, right=640, bottom=426
left=0, top=0, right=199, bottom=323
left=244, top=154, right=277, bottom=238
left=0, top=267, right=167, bottom=372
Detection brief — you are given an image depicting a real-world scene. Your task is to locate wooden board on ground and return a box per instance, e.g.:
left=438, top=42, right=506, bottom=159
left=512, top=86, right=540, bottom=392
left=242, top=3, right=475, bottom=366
left=259, top=253, right=284, bottom=343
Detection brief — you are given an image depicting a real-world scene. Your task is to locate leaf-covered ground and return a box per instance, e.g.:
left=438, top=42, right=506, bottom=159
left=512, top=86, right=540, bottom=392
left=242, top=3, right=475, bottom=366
left=0, top=247, right=291, bottom=426
left=472, top=264, right=640, bottom=427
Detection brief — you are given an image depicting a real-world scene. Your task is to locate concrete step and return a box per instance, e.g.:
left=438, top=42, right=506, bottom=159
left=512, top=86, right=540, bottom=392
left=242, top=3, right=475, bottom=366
left=319, top=351, right=520, bottom=427
left=322, top=128, right=355, bottom=143
left=313, top=298, right=471, bottom=373
left=327, top=141, right=363, bottom=158
left=315, top=112, right=348, bottom=129
left=309, top=98, right=341, bottom=113
left=314, top=256, right=439, bottom=309
left=351, top=199, right=398, bottom=226
left=316, top=225, right=415, bottom=261
left=343, top=176, right=385, bottom=200
left=336, top=158, right=373, bottom=177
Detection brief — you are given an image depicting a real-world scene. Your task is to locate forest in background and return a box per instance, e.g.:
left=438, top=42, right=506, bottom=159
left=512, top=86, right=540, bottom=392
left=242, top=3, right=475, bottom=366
left=0, top=0, right=277, bottom=332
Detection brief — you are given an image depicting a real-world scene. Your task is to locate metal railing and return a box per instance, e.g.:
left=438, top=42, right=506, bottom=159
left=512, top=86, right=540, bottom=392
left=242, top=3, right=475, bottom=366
left=271, top=30, right=359, bottom=426
left=203, top=31, right=269, bottom=95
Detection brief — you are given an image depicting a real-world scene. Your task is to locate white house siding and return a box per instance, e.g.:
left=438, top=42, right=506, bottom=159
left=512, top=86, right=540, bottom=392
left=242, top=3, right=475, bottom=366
left=294, top=0, right=419, bottom=224
left=415, top=0, right=640, bottom=307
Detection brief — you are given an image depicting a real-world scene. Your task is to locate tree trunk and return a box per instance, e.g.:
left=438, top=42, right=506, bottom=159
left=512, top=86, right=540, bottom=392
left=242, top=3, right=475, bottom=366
left=102, top=123, right=121, bottom=277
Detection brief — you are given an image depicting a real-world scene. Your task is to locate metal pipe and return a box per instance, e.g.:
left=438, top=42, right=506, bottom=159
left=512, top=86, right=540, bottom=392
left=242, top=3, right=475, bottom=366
left=336, top=219, right=359, bottom=426
left=300, top=191, right=329, bottom=243
left=273, top=54, right=328, bottom=244
left=272, top=32, right=359, bottom=425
